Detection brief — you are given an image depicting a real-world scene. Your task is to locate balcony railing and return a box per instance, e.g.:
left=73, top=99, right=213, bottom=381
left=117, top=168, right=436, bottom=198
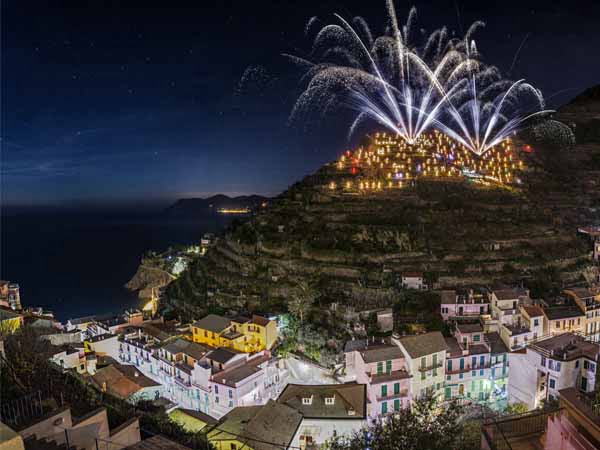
left=376, top=391, right=409, bottom=401
left=418, top=362, right=444, bottom=372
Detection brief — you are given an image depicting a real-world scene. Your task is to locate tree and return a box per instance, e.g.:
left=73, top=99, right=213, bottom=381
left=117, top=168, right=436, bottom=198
left=504, top=402, right=528, bottom=415
left=325, top=396, right=469, bottom=450
left=287, top=279, right=317, bottom=323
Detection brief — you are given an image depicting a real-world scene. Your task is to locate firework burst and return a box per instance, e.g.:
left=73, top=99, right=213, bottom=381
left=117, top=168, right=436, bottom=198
left=288, top=1, right=552, bottom=156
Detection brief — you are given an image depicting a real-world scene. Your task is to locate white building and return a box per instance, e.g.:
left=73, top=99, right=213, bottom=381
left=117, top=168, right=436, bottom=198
left=396, top=331, right=448, bottom=399
left=401, top=272, right=427, bottom=290
left=278, top=383, right=368, bottom=449
left=508, top=333, right=600, bottom=410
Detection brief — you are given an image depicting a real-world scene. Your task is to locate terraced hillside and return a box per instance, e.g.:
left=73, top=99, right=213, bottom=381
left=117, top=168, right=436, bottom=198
left=165, top=133, right=600, bottom=318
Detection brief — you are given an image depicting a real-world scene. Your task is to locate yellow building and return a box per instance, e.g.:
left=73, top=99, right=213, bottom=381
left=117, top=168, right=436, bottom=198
left=192, top=314, right=277, bottom=353
left=0, top=307, right=23, bottom=335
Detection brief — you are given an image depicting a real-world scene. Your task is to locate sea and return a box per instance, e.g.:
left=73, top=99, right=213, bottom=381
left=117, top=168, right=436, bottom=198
left=1, top=207, right=235, bottom=321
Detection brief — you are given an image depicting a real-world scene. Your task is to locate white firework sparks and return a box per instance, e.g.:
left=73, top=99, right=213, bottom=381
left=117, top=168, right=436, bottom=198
left=289, top=1, right=552, bottom=156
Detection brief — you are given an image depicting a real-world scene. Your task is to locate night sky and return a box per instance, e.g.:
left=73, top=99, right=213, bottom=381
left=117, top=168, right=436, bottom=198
left=3, top=0, right=599, bottom=208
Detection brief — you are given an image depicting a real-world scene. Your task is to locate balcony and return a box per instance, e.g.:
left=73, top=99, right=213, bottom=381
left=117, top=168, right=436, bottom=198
left=175, top=377, right=192, bottom=388
left=418, top=362, right=444, bottom=372
left=446, top=362, right=491, bottom=375
left=369, top=369, right=411, bottom=384
left=376, top=390, right=409, bottom=401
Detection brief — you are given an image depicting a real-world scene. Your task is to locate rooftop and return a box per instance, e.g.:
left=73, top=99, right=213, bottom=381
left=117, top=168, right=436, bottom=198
left=205, top=347, right=241, bottom=364
left=456, top=322, right=484, bottom=334
left=521, top=305, right=544, bottom=318
left=192, top=314, right=231, bottom=333
left=91, top=363, right=160, bottom=399
left=208, top=400, right=302, bottom=450
left=162, top=338, right=209, bottom=361
left=530, top=333, right=600, bottom=361
left=543, top=305, right=585, bottom=320
left=398, top=331, right=448, bottom=359
left=493, top=288, right=528, bottom=301
left=277, top=383, right=367, bottom=419
left=360, top=344, right=405, bottom=364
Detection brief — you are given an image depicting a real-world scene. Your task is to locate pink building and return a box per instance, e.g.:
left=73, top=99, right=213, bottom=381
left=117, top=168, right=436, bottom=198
left=344, top=339, right=411, bottom=420
left=440, top=290, right=490, bottom=321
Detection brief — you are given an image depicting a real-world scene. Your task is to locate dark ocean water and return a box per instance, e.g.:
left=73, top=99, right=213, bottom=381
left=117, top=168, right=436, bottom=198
left=1, top=208, right=234, bottom=321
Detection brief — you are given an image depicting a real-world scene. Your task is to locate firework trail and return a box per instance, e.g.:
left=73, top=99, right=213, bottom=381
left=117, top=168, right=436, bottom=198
left=287, top=1, right=551, bottom=155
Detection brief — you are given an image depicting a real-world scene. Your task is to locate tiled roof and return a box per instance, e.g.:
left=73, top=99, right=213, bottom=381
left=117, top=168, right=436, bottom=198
left=486, top=332, right=509, bottom=354
left=92, top=364, right=159, bottom=399
left=521, top=305, right=544, bottom=318
left=208, top=401, right=302, bottom=450
left=192, top=314, right=231, bottom=333
left=360, top=345, right=405, bottom=363
left=251, top=315, right=270, bottom=327
left=162, top=339, right=209, bottom=360
left=206, top=347, right=241, bottom=364
left=543, top=306, right=585, bottom=320
left=456, top=322, right=483, bottom=333
left=398, top=332, right=448, bottom=359
left=277, top=383, right=367, bottom=419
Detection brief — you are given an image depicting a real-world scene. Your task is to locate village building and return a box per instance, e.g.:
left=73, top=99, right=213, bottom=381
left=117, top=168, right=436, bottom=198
left=91, top=363, right=163, bottom=403
left=489, top=288, right=531, bottom=326
left=499, top=304, right=545, bottom=350
left=564, top=287, right=600, bottom=342
left=541, top=300, right=586, bottom=336
left=444, top=321, right=508, bottom=406
left=440, top=289, right=490, bottom=321
left=395, top=331, right=448, bottom=399
left=0, top=307, right=23, bottom=334
left=50, top=345, right=87, bottom=373
left=277, top=383, right=368, bottom=449
left=192, top=314, right=278, bottom=353
left=207, top=400, right=302, bottom=450
left=482, top=389, right=600, bottom=450
left=508, top=333, right=599, bottom=410
left=344, top=338, right=411, bottom=419
left=0, top=281, right=21, bottom=310
left=401, top=272, right=427, bottom=290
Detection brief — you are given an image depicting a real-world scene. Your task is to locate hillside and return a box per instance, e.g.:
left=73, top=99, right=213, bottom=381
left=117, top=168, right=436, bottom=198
left=165, top=133, right=600, bottom=321
left=557, top=84, right=600, bottom=143
left=165, top=195, right=269, bottom=218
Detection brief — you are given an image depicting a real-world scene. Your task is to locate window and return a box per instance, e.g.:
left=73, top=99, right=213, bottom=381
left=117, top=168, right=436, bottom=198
left=394, top=383, right=400, bottom=395
left=377, top=361, right=383, bottom=374
left=204, top=330, right=208, bottom=337
left=215, top=386, right=219, bottom=394
left=447, top=375, right=451, bottom=381
left=548, top=360, right=554, bottom=371
left=381, top=401, right=388, bottom=414
left=534, top=319, right=539, bottom=327
left=386, top=360, right=392, bottom=373
left=473, top=334, right=481, bottom=342
left=472, top=356, right=477, bottom=368
left=302, top=396, right=313, bottom=405
left=459, top=373, right=464, bottom=380
left=421, top=371, right=426, bottom=381
left=381, top=385, right=387, bottom=397
left=215, top=396, right=219, bottom=404
left=541, top=356, right=546, bottom=367
left=480, top=369, right=484, bottom=376
left=549, top=379, right=556, bottom=389
left=394, top=399, right=400, bottom=411
left=447, top=360, right=452, bottom=371
left=325, top=397, right=335, bottom=405
left=555, top=362, right=561, bottom=372
left=228, top=389, right=233, bottom=398
left=555, top=321, right=561, bottom=329
left=228, top=400, right=233, bottom=408
left=575, top=360, right=580, bottom=368
left=420, top=357, right=426, bottom=369
left=472, top=370, right=476, bottom=377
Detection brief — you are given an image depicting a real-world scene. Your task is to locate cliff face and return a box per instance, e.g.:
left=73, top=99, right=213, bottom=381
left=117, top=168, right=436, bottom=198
left=165, top=136, right=600, bottom=317
left=126, top=264, right=175, bottom=299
